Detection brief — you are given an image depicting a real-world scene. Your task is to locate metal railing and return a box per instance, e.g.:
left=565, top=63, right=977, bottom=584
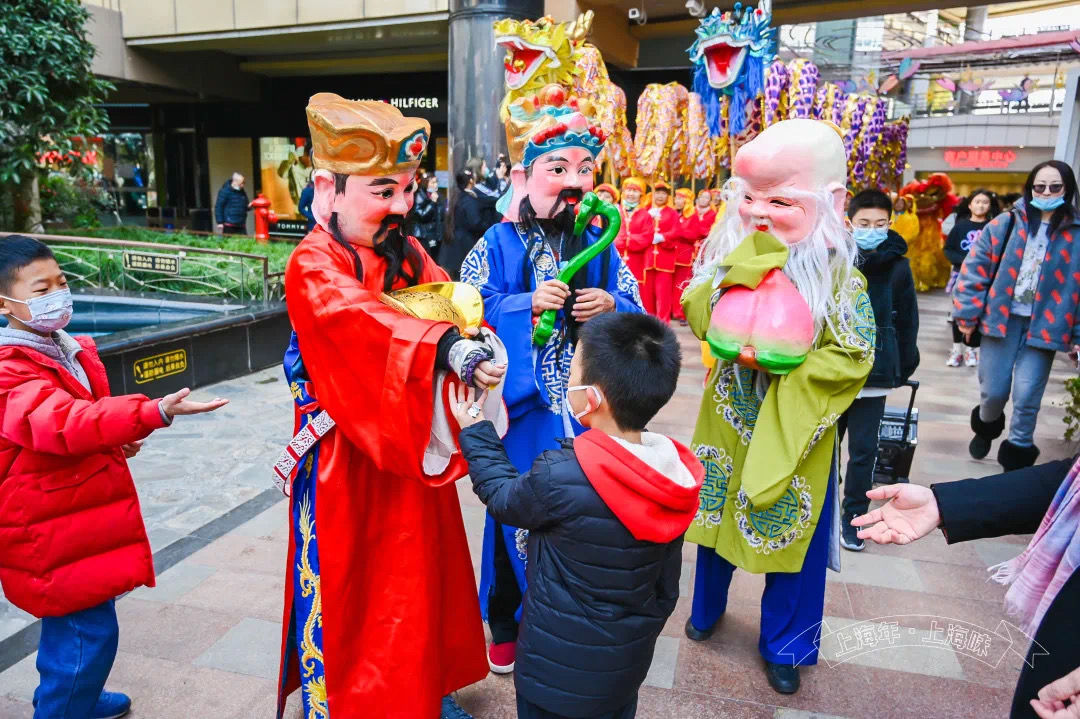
left=0, top=232, right=281, bottom=304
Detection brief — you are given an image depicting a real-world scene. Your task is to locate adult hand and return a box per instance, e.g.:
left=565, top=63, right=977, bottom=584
left=851, top=484, right=941, bottom=545
left=449, top=383, right=489, bottom=429
left=121, top=441, right=144, bottom=459
left=216, top=223, right=224, bottom=234
left=472, top=360, right=506, bottom=389
left=572, top=288, right=615, bottom=322
left=1069, top=344, right=1080, bottom=367
left=1031, top=666, right=1080, bottom=718
left=159, top=388, right=229, bottom=419
left=532, top=279, right=570, bottom=316
left=958, top=323, right=976, bottom=342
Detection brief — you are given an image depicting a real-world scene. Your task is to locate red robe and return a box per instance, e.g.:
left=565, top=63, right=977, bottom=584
left=672, top=209, right=715, bottom=321
left=277, top=227, right=487, bottom=717
left=625, top=206, right=676, bottom=283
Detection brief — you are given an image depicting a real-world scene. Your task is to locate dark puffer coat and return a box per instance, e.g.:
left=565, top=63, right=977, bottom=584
left=856, top=229, right=920, bottom=388
left=459, top=422, right=702, bottom=718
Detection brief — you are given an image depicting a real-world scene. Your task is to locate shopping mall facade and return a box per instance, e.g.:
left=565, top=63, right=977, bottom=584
left=81, top=0, right=1080, bottom=232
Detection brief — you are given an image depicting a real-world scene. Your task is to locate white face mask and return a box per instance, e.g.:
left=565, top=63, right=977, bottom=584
left=567, top=384, right=604, bottom=421
left=1, top=288, right=74, bottom=333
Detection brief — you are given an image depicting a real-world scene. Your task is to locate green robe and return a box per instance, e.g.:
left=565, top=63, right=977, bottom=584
left=682, top=235, right=875, bottom=574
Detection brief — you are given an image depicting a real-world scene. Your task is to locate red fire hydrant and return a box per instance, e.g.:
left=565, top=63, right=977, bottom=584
left=249, top=193, right=277, bottom=243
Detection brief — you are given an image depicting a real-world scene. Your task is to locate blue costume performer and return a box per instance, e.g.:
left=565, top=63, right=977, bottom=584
left=460, top=83, right=644, bottom=669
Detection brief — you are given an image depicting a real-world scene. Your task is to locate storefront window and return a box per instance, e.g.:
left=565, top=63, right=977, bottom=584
left=98, top=133, right=156, bottom=219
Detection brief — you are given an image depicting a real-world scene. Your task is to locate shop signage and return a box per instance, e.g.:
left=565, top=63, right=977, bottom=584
left=133, top=349, right=188, bottom=384
left=271, top=219, right=309, bottom=239
left=943, top=148, right=1017, bottom=170
left=360, top=96, right=440, bottom=111
left=123, top=251, right=180, bottom=275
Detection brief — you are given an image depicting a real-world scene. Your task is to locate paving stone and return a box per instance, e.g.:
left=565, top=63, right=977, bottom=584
left=128, top=562, right=216, bottom=603
left=818, top=615, right=965, bottom=680
left=831, top=551, right=926, bottom=593
left=193, top=617, right=281, bottom=680
left=0, top=654, right=37, bottom=702
left=643, top=635, right=680, bottom=690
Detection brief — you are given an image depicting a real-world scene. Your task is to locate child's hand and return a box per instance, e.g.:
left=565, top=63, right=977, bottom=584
left=450, top=383, right=488, bottom=429
left=122, top=441, right=144, bottom=458
left=159, top=388, right=229, bottom=419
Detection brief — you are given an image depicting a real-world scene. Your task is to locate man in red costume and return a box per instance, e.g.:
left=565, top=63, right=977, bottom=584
left=631, top=181, right=679, bottom=323
left=617, top=177, right=650, bottom=286
left=672, top=189, right=716, bottom=323
left=275, top=94, right=505, bottom=719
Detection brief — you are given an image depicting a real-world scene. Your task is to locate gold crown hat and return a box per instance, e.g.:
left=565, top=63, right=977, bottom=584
left=306, top=93, right=430, bottom=176
left=504, top=84, right=605, bottom=169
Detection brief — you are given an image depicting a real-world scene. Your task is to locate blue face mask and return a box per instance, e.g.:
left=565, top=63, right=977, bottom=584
left=853, top=227, right=889, bottom=251
left=1030, top=196, right=1066, bottom=212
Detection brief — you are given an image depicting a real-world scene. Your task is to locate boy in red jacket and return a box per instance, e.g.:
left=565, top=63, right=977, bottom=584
left=0, top=235, right=228, bottom=719
left=452, top=313, right=704, bottom=719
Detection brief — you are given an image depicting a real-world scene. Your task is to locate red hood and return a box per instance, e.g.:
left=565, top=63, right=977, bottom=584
left=575, top=429, right=704, bottom=543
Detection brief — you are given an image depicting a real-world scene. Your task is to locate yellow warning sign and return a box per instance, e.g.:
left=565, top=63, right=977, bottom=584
left=133, top=349, right=187, bottom=384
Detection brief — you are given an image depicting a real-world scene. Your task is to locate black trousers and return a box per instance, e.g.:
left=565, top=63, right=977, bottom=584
left=1011, top=568, right=1080, bottom=718
left=489, top=520, right=523, bottom=645
left=222, top=223, right=246, bottom=235
left=838, top=395, right=887, bottom=517
left=516, top=694, right=638, bottom=719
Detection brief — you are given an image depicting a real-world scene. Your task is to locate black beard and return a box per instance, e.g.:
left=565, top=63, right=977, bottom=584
left=327, top=211, right=421, bottom=291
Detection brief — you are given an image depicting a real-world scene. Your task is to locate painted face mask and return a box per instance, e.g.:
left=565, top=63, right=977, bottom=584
left=567, top=384, right=604, bottom=421
left=853, top=227, right=889, bottom=251
left=1, top=288, right=74, bottom=333
left=1030, top=196, right=1065, bottom=212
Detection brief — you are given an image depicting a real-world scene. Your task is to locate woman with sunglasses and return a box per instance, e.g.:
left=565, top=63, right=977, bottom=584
left=953, top=160, right=1080, bottom=470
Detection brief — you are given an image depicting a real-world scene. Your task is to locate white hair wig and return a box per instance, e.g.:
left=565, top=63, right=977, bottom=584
left=688, top=176, right=858, bottom=337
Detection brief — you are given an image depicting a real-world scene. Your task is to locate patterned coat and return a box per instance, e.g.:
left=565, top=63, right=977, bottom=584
left=953, top=201, right=1080, bottom=353
left=682, top=269, right=874, bottom=574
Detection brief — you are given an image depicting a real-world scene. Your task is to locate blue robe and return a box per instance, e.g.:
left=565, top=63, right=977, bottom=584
left=460, top=220, right=644, bottom=623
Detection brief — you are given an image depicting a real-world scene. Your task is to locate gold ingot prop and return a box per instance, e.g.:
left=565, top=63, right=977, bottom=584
left=379, top=282, right=485, bottom=332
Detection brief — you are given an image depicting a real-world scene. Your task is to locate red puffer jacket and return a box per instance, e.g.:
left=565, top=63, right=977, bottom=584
left=0, top=337, right=164, bottom=617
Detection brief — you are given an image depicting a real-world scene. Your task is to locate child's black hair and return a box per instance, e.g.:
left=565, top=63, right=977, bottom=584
left=847, top=189, right=893, bottom=220
left=0, top=235, right=55, bottom=294
left=577, top=312, right=681, bottom=431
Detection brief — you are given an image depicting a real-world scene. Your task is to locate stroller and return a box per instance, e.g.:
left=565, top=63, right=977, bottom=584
left=873, top=380, right=919, bottom=485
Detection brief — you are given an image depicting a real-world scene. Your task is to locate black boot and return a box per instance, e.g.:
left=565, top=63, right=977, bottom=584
left=764, top=661, right=801, bottom=694
left=997, top=440, right=1040, bottom=471
left=969, top=406, right=1005, bottom=459
left=684, top=616, right=719, bottom=642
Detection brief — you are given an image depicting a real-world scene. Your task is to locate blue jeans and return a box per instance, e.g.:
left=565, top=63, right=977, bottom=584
left=33, top=600, right=119, bottom=719
left=978, top=315, right=1056, bottom=447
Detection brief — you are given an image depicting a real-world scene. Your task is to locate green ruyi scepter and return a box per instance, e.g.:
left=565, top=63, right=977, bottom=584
left=531, top=192, right=622, bottom=346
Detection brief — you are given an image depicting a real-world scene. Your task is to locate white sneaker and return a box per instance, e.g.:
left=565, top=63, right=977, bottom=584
left=964, top=347, right=978, bottom=367
left=946, top=349, right=962, bottom=367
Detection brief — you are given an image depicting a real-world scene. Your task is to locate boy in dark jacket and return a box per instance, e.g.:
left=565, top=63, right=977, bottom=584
left=0, top=236, right=229, bottom=719
left=839, top=190, right=920, bottom=551
left=452, top=313, right=704, bottom=719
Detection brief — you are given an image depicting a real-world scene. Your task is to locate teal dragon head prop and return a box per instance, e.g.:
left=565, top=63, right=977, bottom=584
left=689, top=1, right=777, bottom=137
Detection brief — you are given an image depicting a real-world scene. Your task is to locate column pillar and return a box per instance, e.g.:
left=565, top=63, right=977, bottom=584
left=447, top=0, right=542, bottom=216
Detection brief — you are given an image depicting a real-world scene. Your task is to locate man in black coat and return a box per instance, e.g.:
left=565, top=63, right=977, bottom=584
left=853, top=458, right=1079, bottom=719
left=214, top=172, right=249, bottom=235
left=450, top=313, right=703, bottom=719
left=839, top=190, right=920, bottom=551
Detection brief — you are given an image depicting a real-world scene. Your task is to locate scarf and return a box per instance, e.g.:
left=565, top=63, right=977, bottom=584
left=989, top=455, right=1080, bottom=634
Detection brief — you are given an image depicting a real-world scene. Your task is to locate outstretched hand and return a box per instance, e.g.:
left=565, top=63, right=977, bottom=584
left=159, top=388, right=229, bottom=419
left=1031, top=666, right=1080, bottom=718
left=449, top=383, right=489, bottom=429
left=850, top=484, right=941, bottom=545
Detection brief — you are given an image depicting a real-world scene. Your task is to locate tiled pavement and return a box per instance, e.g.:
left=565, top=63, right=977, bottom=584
left=0, top=290, right=1075, bottom=718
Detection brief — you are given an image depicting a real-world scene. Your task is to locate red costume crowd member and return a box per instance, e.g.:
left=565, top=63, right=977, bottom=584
left=618, top=177, right=650, bottom=284
left=672, top=189, right=716, bottom=322
left=595, top=183, right=627, bottom=256
left=277, top=95, right=504, bottom=718
left=635, top=181, right=679, bottom=324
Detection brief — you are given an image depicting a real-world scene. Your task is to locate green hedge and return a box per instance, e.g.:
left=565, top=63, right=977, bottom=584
left=48, top=227, right=293, bottom=301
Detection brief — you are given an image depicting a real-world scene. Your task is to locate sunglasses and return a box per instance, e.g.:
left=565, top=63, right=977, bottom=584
left=1033, top=183, right=1064, bottom=194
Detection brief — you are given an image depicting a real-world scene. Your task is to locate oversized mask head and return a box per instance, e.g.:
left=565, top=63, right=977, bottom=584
left=306, top=93, right=430, bottom=247
left=732, top=118, right=847, bottom=246
left=500, top=84, right=605, bottom=222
